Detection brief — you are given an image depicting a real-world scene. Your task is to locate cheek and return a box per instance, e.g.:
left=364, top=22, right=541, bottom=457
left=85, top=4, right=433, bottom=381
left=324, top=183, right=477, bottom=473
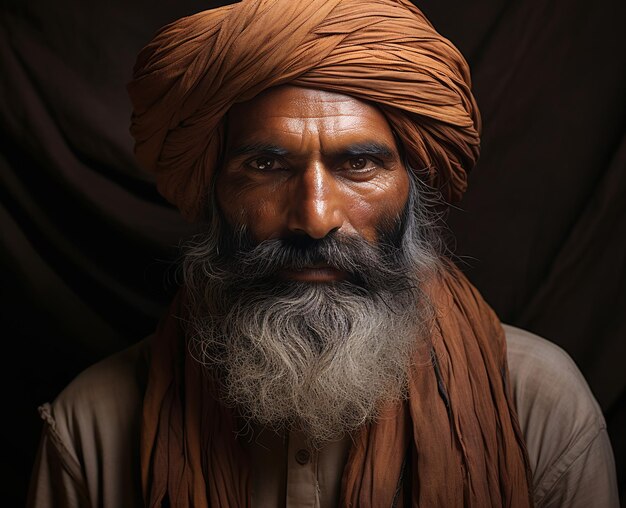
left=344, top=172, right=410, bottom=242
left=245, top=200, right=285, bottom=240
left=215, top=172, right=286, bottom=239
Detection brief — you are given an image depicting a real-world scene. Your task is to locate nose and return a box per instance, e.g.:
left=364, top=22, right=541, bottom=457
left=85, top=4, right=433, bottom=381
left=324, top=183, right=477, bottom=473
left=287, top=163, right=344, bottom=239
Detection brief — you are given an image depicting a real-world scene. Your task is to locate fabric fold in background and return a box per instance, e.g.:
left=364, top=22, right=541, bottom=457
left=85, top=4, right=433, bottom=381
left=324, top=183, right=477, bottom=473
left=127, top=0, right=481, bottom=220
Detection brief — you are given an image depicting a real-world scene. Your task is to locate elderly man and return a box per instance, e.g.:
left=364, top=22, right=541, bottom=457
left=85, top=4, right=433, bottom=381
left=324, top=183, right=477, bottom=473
left=28, top=0, right=618, bottom=507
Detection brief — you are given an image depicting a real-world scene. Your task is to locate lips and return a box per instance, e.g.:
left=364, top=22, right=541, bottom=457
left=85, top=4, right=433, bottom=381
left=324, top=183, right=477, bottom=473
left=281, top=265, right=347, bottom=282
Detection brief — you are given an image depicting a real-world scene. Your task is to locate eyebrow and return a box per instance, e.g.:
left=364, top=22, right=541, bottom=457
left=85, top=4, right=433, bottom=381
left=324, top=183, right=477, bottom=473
left=341, top=141, right=395, bottom=159
left=228, top=141, right=397, bottom=159
left=229, top=142, right=290, bottom=158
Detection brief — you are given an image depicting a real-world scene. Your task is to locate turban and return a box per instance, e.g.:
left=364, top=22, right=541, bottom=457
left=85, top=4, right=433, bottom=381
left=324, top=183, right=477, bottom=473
left=128, top=0, right=481, bottom=220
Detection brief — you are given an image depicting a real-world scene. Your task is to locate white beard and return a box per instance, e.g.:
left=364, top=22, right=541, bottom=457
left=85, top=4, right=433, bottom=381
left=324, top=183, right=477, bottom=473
left=187, top=279, right=432, bottom=443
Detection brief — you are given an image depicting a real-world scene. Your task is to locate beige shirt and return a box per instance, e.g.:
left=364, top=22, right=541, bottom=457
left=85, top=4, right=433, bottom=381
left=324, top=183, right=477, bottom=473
left=27, top=325, right=619, bottom=507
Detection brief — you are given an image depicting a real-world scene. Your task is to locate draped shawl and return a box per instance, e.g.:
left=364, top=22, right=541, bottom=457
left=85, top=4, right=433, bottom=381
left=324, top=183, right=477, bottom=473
left=141, top=267, right=533, bottom=507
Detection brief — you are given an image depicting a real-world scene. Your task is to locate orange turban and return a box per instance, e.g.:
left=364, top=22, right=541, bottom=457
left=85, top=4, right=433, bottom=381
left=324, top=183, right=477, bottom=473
left=128, top=0, right=481, bottom=220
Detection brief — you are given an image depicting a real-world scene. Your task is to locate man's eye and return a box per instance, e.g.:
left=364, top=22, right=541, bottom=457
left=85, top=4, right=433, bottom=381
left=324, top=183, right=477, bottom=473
left=247, top=157, right=280, bottom=171
left=343, top=156, right=377, bottom=172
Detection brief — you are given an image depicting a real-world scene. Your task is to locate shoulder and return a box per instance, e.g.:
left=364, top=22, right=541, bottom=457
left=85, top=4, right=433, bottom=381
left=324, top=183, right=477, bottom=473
left=503, top=325, right=618, bottom=507
left=29, top=338, right=151, bottom=508
left=504, top=324, right=604, bottom=426
left=34, top=338, right=151, bottom=507
left=50, top=337, right=150, bottom=444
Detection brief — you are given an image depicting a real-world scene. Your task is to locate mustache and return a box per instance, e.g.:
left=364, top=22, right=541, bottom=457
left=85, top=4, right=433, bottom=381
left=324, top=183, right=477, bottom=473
left=220, top=229, right=418, bottom=295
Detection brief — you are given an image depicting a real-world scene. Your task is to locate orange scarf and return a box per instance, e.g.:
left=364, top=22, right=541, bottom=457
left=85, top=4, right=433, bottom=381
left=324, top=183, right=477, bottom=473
left=140, top=265, right=533, bottom=507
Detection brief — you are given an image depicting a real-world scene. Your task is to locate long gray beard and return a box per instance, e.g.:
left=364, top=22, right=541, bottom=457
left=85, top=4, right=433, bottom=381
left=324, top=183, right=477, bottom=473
left=183, top=179, right=440, bottom=443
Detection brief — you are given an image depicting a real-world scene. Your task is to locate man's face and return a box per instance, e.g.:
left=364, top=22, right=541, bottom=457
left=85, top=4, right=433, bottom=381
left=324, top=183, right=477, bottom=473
left=186, top=86, right=436, bottom=442
left=215, top=85, right=410, bottom=281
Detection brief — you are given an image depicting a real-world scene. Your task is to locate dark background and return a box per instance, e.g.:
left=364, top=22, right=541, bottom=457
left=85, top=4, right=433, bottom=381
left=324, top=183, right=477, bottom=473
left=1, top=0, right=624, bottom=505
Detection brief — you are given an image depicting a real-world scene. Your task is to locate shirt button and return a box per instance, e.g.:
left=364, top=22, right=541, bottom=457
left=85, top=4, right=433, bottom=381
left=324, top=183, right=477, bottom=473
left=295, top=448, right=311, bottom=465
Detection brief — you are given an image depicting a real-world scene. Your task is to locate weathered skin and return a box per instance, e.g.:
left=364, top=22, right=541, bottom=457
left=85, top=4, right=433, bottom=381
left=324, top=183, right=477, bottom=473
left=216, top=85, right=410, bottom=282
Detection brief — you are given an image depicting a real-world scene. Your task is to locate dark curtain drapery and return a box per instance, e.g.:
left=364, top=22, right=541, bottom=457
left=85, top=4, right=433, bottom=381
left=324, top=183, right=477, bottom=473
left=1, top=0, right=624, bottom=505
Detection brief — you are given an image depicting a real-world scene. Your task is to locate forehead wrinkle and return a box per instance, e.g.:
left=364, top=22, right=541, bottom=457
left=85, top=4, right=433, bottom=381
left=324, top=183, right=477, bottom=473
left=281, top=114, right=375, bottom=139
left=296, top=124, right=322, bottom=153
left=268, top=112, right=374, bottom=120
left=232, top=128, right=321, bottom=157
left=231, top=122, right=370, bottom=140
left=228, top=88, right=399, bottom=160
left=233, top=128, right=398, bottom=160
